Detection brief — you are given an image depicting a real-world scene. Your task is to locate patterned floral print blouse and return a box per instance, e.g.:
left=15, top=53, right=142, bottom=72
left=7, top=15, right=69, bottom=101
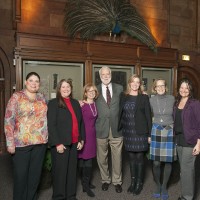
left=4, top=90, right=48, bottom=148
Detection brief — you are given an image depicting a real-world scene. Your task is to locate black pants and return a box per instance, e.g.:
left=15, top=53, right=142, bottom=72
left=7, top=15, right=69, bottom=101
left=51, top=143, right=78, bottom=200
left=12, top=144, right=47, bottom=200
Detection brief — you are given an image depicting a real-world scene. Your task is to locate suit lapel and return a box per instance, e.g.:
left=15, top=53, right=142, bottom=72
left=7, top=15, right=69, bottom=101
left=110, top=83, right=116, bottom=105
left=97, top=85, right=108, bottom=105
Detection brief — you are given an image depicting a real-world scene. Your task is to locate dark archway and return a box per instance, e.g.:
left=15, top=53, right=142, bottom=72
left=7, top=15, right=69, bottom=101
left=0, top=47, right=11, bottom=154
left=177, top=66, right=200, bottom=100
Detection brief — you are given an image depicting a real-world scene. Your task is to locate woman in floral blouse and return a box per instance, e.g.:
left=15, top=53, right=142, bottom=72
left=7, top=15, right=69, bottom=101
left=4, top=72, right=48, bottom=200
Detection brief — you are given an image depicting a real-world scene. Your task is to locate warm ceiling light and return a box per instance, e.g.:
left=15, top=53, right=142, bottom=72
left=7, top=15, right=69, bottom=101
left=182, top=55, right=190, bottom=61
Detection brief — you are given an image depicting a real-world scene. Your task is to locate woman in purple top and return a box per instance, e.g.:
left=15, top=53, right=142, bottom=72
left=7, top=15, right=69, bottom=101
left=174, top=78, right=200, bottom=200
left=78, top=83, right=98, bottom=197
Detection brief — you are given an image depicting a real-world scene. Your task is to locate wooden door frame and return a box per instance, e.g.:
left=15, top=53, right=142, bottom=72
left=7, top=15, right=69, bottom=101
left=0, top=47, right=11, bottom=154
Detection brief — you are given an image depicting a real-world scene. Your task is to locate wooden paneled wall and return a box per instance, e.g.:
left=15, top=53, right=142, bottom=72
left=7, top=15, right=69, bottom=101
left=14, top=33, right=178, bottom=95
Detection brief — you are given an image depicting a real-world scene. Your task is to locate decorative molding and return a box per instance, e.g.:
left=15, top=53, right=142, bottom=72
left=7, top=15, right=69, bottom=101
left=13, top=0, right=21, bottom=23
left=196, top=0, right=200, bottom=50
left=14, top=33, right=178, bottom=93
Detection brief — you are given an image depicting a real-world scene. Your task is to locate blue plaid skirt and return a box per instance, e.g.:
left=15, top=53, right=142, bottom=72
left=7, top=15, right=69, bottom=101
left=150, top=123, right=177, bottom=162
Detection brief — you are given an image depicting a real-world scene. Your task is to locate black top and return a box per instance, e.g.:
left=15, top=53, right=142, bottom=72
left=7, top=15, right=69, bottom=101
left=119, top=93, right=152, bottom=136
left=174, top=108, right=183, bottom=133
left=175, top=108, right=194, bottom=147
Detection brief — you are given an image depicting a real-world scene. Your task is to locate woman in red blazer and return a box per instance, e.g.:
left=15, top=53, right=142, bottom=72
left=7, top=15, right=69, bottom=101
left=48, top=79, right=85, bottom=200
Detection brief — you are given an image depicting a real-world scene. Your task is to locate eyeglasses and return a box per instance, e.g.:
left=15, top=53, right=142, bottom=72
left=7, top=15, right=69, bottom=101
left=87, top=90, right=95, bottom=93
left=156, top=85, right=165, bottom=88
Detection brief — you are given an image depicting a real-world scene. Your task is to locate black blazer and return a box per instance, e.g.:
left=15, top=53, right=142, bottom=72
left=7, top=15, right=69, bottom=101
left=47, top=98, right=85, bottom=147
left=118, top=93, right=152, bottom=136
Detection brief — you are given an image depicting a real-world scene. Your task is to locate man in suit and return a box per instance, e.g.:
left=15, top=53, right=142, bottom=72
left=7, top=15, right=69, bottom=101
left=95, top=66, right=123, bottom=193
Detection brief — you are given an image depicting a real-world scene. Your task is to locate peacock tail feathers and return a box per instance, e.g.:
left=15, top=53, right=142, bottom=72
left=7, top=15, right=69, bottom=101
left=64, top=0, right=158, bottom=51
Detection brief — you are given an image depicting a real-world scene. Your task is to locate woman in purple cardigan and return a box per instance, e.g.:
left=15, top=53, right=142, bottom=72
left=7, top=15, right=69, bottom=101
left=174, top=78, right=200, bottom=200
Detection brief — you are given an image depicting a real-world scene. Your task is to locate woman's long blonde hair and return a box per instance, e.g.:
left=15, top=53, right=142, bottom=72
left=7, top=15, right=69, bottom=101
left=125, top=74, right=144, bottom=95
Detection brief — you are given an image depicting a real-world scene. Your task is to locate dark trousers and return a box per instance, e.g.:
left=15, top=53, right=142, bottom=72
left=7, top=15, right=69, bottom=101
left=51, top=143, right=78, bottom=200
left=12, top=144, right=47, bottom=200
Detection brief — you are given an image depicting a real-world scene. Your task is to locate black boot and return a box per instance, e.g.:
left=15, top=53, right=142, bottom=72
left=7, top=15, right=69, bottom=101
left=78, top=160, right=83, bottom=183
left=134, top=164, right=144, bottom=195
left=127, top=177, right=136, bottom=194
left=89, top=183, right=96, bottom=189
left=127, top=165, right=136, bottom=194
left=82, top=167, right=95, bottom=197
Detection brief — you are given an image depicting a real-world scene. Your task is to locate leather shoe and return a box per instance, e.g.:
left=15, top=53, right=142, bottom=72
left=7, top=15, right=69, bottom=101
left=102, top=183, right=109, bottom=191
left=89, top=183, right=95, bottom=189
left=115, top=184, right=122, bottom=193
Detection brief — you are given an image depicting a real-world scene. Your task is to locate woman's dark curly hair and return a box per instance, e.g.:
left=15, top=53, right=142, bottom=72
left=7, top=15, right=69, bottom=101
left=175, top=78, right=194, bottom=106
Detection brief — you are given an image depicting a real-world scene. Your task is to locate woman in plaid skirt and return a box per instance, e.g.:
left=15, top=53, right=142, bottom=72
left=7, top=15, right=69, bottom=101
left=149, top=78, right=177, bottom=200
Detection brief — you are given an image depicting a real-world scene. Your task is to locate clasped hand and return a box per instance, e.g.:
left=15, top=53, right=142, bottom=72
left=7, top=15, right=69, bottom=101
left=56, top=141, right=84, bottom=153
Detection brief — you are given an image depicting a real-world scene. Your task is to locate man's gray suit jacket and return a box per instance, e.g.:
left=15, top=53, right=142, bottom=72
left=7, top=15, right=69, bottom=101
left=95, top=83, right=123, bottom=139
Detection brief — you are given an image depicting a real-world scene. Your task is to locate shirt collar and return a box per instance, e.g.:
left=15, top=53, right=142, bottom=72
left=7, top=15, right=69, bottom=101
left=101, top=83, right=111, bottom=89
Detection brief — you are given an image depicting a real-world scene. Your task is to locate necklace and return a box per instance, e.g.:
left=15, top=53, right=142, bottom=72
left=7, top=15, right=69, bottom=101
left=156, top=96, right=166, bottom=122
left=30, top=102, right=35, bottom=115
left=88, top=102, right=97, bottom=117
left=25, top=90, right=36, bottom=115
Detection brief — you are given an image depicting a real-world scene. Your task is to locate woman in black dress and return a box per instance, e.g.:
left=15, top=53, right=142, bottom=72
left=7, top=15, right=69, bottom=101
left=119, top=74, right=152, bottom=195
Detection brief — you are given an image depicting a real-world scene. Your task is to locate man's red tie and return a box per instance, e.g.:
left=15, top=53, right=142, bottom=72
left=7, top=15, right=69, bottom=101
left=106, top=86, right=111, bottom=106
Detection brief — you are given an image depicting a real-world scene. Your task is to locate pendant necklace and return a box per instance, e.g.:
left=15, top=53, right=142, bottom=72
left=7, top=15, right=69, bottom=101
left=156, top=96, right=166, bottom=122
left=88, top=102, right=97, bottom=117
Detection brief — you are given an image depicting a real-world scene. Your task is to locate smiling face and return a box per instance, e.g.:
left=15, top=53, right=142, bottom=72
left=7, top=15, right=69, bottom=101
left=100, top=67, right=111, bottom=86
left=24, top=75, right=40, bottom=93
left=130, top=77, right=140, bottom=92
left=60, top=81, right=72, bottom=98
left=155, top=80, right=166, bottom=95
left=179, top=82, right=190, bottom=98
left=85, top=86, right=96, bottom=101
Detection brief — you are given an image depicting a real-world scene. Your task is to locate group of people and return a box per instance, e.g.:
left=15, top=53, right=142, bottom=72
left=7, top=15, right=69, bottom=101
left=4, top=66, right=200, bottom=200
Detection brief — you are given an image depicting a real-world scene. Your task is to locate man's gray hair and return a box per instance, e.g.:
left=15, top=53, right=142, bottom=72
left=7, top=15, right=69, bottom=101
left=99, top=66, right=112, bottom=76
